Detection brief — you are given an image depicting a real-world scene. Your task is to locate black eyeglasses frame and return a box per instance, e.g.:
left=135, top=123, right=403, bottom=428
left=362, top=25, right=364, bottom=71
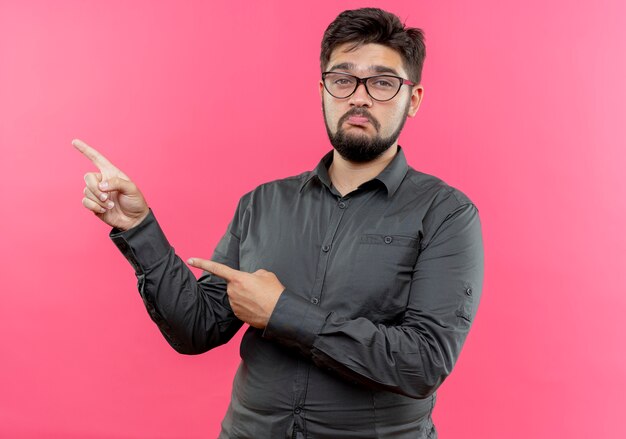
left=321, top=71, right=416, bottom=102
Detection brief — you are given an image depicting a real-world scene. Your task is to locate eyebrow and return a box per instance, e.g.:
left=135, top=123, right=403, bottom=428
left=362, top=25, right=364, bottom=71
left=328, top=62, right=400, bottom=76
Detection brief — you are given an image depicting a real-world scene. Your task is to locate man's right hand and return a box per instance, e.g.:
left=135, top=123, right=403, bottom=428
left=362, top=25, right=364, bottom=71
left=74, top=138, right=149, bottom=231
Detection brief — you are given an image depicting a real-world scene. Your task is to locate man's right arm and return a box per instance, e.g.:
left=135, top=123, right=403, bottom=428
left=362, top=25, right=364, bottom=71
left=74, top=138, right=243, bottom=354
left=109, top=209, right=244, bottom=354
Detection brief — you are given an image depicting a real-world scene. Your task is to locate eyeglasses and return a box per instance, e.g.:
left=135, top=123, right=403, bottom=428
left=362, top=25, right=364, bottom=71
left=322, top=71, right=416, bottom=102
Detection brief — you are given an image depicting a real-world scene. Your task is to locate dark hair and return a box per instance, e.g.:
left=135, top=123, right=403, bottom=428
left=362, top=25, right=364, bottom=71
left=320, top=8, right=426, bottom=84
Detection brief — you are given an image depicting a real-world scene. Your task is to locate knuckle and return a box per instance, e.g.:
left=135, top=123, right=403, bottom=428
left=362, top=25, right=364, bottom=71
left=81, top=198, right=93, bottom=209
left=84, top=174, right=100, bottom=191
left=230, top=276, right=242, bottom=287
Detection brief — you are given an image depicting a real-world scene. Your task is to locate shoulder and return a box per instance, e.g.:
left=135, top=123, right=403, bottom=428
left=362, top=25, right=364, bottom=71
left=402, top=167, right=479, bottom=238
left=404, top=166, right=475, bottom=209
left=237, top=170, right=313, bottom=208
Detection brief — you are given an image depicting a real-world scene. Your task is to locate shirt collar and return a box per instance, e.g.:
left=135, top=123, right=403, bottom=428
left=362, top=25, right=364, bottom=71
left=300, top=146, right=409, bottom=198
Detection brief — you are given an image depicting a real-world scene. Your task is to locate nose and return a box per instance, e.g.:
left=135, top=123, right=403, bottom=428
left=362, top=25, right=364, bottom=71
left=348, top=82, right=373, bottom=107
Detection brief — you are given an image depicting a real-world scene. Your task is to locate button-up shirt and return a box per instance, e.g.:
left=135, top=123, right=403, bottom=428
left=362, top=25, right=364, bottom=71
left=111, top=147, right=484, bottom=439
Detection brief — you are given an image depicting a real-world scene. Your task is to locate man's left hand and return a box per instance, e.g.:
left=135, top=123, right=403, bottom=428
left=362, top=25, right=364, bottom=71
left=187, top=258, right=285, bottom=329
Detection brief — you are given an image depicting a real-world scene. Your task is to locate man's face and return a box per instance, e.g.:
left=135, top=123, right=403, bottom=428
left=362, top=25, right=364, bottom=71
left=320, top=43, right=423, bottom=163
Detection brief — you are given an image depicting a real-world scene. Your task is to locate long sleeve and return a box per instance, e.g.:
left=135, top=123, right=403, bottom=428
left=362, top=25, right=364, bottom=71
left=110, top=208, right=244, bottom=354
left=263, top=202, right=484, bottom=399
left=103, top=149, right=485, bottom=436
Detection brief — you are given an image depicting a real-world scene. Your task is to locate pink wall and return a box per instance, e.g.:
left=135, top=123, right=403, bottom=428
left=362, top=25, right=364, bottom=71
left=1, top=0, right=625, bottom=437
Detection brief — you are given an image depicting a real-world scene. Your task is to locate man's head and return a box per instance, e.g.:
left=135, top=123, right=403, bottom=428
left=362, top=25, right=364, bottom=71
left=320, top=8, right=426, bottom=163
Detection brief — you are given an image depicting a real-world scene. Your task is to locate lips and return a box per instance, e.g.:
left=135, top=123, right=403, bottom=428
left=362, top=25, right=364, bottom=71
left=347, top=116, right=370, bottom=126
left=337, top=110, right=380, bottom=131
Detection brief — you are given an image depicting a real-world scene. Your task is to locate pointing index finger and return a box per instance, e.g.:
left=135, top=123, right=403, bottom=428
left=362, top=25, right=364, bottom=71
left=187, top=258, right=240, bottom=281
left=72, top=138, right=115, bottom=171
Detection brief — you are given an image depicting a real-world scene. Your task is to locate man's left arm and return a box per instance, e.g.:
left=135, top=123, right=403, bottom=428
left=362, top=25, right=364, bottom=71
left=265, top=202, right=484, bottom=399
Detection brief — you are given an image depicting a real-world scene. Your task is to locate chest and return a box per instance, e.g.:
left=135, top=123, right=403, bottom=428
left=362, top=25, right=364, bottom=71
left=239, top=188, right=425, bottom=322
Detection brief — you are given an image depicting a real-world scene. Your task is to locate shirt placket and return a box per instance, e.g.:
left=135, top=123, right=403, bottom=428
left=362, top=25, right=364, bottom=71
left=291, top=191, right=351, bottom=437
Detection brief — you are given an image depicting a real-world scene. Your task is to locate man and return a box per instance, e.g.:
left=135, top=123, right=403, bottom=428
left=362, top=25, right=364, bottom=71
left=76, top=8, right=483, bottom=439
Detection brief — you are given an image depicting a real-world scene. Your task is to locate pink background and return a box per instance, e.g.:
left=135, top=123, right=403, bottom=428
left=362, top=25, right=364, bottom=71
left=1, top=0, right=625, bottom=437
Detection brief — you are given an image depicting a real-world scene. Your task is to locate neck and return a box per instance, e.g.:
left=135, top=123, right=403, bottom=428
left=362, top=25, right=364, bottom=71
left=329, top=144, right=398, bottom=196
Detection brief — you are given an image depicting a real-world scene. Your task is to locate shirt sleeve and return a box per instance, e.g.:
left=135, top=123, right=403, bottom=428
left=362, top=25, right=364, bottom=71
left=109, top=208, right=244, bottom=354
left=263, top=201, right=484, bottom=399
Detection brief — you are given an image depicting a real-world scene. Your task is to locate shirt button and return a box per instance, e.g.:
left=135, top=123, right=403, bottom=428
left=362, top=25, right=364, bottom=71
left=338, top=201, right=347, bottom=209
left=294, top=407, right=302, bottom=414
left=466, top=287, right=473, bottom=296
left=322, top=244, right=330, bottom=252
left=310, top=297, right=319, bottom=305
left=384, top=236, right=393, bottom=244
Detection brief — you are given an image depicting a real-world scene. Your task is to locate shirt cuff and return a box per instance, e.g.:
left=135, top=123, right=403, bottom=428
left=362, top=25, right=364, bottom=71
left=109, top=209, right=171, bottom=275
left=263, top=288, right=329, bottom=356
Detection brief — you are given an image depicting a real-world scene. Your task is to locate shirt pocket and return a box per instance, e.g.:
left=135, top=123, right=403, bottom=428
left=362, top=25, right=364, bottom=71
left=348, top=233, right=420, bottom=321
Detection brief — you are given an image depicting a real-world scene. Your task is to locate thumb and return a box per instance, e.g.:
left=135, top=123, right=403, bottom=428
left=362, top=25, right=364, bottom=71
left=98, top=176, right=138, bottom=195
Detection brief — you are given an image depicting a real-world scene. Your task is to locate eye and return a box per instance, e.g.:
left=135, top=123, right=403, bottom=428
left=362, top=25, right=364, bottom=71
left=334, top=77, right=355, bottom=85
left=371, top=78, right=395, bottom=88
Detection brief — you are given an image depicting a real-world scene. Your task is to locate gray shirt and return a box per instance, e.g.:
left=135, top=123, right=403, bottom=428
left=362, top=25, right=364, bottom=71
left=111, top=147, right=484, bottom=438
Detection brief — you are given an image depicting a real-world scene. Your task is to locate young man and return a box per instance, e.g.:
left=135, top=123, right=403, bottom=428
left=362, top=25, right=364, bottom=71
left=76, top=8, right=483, bottom=439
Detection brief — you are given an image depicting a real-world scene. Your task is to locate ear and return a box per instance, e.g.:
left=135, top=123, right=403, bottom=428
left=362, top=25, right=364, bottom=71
left=407, top=85, right=424, bottom=117
left=319, top=80, right=324, bottom=100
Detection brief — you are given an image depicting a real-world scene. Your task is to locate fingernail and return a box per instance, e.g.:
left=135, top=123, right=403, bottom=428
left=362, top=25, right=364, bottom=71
left=99, top=207, right=106, bottom=213
left=99, top=181, right=108, bottom=189
left=99, top=193, right=108, bottom=201
left=187, top=258, right=194, bottom=265
left=106, top=201, right=114, bottom=209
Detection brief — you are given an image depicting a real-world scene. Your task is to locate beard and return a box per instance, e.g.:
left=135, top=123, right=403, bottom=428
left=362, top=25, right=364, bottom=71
left=323, top=101, right=410, bottom=163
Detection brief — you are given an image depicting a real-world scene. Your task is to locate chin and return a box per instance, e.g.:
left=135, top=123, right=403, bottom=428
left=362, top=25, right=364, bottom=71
left=342, top=127, right=373, bottom=139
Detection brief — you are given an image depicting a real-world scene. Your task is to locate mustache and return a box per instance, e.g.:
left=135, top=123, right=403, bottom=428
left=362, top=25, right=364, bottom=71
left=337, top=108, right=381, bottom=131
